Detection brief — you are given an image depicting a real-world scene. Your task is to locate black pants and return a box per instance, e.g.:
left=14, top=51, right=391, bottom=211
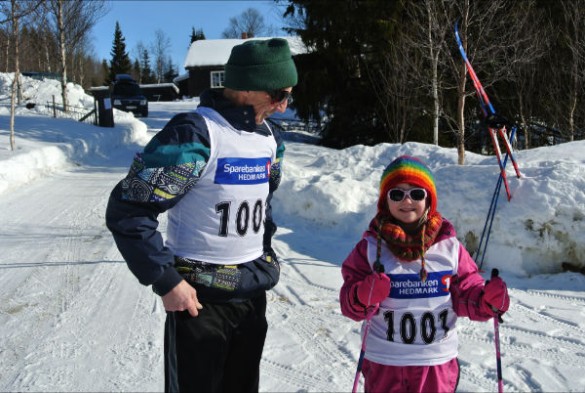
left=164, top=293, right=268, bottom=393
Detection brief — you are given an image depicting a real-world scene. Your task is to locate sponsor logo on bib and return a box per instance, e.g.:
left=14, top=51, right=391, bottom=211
left=215, top=157, right=271, bottom=185
left=390, top=271, right=452, bottom=299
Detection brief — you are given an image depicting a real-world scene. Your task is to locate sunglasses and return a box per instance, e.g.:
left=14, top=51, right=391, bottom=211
left=387, top=188, right=427, bottom=202
left=268, top=89, right=293, bottom=105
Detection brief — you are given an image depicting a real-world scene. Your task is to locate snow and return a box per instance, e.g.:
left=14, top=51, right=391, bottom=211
left=1, top=74, right=585, bottom=392
left=183, top=36, right=308, bottom=68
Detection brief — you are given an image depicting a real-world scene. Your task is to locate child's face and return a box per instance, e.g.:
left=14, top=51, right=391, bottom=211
left=386, top=183, right=428, bottom=224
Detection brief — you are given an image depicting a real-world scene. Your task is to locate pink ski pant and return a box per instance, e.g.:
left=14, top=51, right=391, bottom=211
left=362, top=358, right=460, bottom=393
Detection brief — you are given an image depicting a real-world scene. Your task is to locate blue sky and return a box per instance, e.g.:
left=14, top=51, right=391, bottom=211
left=92, top=0, right=290, bottom=71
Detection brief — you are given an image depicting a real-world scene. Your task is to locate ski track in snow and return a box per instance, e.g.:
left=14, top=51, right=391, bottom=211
left=0, top=169, right=165, bottom=392
left=1, top=103, right=584, bottom=392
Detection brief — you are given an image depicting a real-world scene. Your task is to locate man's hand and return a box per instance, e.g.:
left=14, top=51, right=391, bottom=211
left=162, top=280, right=203, bottom=317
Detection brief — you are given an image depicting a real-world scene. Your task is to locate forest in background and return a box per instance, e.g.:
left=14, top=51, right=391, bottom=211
left=2, top=0, right=585, bottom=162
left=0, top=1, right=183, bottom=88
left=283, top=0, right=585, bottom=160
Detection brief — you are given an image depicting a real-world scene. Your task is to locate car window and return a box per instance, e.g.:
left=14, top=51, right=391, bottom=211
left=113, top=83, right=141, bottom=96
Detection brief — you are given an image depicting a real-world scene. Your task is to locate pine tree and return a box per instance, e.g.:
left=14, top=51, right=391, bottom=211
left=163, top=57, right=178, bottom=83
left=100, top=60, right=109, bottom=86
left=284, top=0, right=402, bottom=148
left=139, top=48, right=157, bottom=84
left=190, top=27, right=206, bottom=44
left=132, top=59, right=141, bottom=83
left=106, top=21, right=132, bottom=84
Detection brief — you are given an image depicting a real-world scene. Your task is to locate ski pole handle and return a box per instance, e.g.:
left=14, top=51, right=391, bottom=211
left=488, top=268, right=504, bottom=323
left=491, top=268, right=499, bottom=278
left=490, top=268, right=504, bottom=392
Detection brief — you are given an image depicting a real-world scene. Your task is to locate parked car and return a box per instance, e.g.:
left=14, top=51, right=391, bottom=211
left=111, top=74, right=148, bottom=117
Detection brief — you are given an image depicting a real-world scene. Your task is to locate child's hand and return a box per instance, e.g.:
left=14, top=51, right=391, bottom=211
left=355, top=273, right=391, bottom=307
left=481, top=276, right=510, bottom=316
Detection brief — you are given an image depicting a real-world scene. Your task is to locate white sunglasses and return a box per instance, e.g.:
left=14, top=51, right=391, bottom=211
left=387, top=188, right=427, bottom=202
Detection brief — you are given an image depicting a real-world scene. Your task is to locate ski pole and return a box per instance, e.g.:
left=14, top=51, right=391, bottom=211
left=489, top=268, right=504, bottom=393
left=475, top=174, right=501, bottom=264
left=454, top=20, right=521, bottom=202
left=454, top=20, right=496, bottom=116
left=352, top=261, right=385, bottom=393
left=351, top=304, right=377, bottom=393
left=477, top=127, right=518, bottom=270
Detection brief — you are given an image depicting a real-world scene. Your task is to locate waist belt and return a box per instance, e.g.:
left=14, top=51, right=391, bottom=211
left=174, top=256, right=241, bottom=292
left=173, top=252, right=280, bottom=302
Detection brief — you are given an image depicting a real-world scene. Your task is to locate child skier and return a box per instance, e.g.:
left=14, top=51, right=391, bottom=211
left=340, top=155, right=510, bottom=392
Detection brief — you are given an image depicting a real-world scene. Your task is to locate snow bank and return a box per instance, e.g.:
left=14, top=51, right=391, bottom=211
left=0, top=73, right=149, bottom=194
left=0, top=73, right=93, bottom=114
left=276, top=140, right=585, bottom=278
left=2, top=72, right=584, bottom=278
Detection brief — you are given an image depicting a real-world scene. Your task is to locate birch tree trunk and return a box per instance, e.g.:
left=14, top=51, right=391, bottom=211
left=56, top=0, right=68, bottom=112
left=9, top=0, right=20, bottom=151
left=426, top=1, right=440, bottom=146
left=455, top=0, right=470, bottom=165
left=456, top=62, right=467, bottom=165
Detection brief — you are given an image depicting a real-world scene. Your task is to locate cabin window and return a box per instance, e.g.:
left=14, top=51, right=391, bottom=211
left=210, top=71, right=225, bottom=88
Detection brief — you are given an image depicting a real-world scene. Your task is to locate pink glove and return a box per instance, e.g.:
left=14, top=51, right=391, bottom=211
left=481, top=276, right=510, bottom=316
left=354, top=273, right=391, bottom=307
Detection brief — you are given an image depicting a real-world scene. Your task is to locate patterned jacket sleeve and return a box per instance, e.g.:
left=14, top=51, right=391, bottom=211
left=339, top=238, right=373, bottom=322
left=450, top=242, right=493, bottom=321
left=105, top=112, right=211, bottom=296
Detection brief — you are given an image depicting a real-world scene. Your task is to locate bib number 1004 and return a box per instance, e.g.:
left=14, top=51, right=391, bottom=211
left=216, top=199, right=264, bottom=237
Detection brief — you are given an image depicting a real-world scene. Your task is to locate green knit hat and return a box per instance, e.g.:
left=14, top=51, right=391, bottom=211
left=224, top=38, right=298, bottom=91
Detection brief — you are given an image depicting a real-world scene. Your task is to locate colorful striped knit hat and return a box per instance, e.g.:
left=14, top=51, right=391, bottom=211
left=378, top=155, right=437, bottom=215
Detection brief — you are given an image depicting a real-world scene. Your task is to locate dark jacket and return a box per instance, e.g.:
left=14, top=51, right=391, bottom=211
left=105, top=89, right=285, bottom=297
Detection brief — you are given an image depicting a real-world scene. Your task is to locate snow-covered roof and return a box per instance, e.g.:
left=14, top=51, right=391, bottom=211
left=183, top=36, right=308, bottom=69
left=140, top=83, right=180, bottom=93
left=173, top=72, right=189, bottom=83
left=87, top=84, right=179, bottom=94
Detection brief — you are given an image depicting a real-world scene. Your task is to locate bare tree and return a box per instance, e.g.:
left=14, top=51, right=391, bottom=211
left=1, top=26, right=8, bottom=72
left=404, top=0, right=456, bottom=146
left=445, top=0, right=534, bottom=164
left=29, top=3, right=58, bottom=74
left=553, top=0, right=585, bottom=142
left=0, top=0, right=42, bottom=151
left=70, top=34, right=93, bottom=86
left=7, top=0, right=20, bottom=151
left=151, top=29, right=171, bottom=83
left=45, top=0, right=107, bottom=111
left=222, top=7, right=276, bottom=38
left=503, top=1, right=549, bottom=149
left=364, top=32, right=421, bottom=144
left=133, top=41, right=147, bottom=83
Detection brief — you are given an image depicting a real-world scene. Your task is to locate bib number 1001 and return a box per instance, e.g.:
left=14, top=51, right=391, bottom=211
left=216, top=199, right=264, bottom=237
left=383, top=309, right=450, bottom=344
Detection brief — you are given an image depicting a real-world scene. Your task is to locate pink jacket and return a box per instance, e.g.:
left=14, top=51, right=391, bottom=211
left=340, top=219, right=493, bottom=392
left=340, top=219, right=492, bottom=323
